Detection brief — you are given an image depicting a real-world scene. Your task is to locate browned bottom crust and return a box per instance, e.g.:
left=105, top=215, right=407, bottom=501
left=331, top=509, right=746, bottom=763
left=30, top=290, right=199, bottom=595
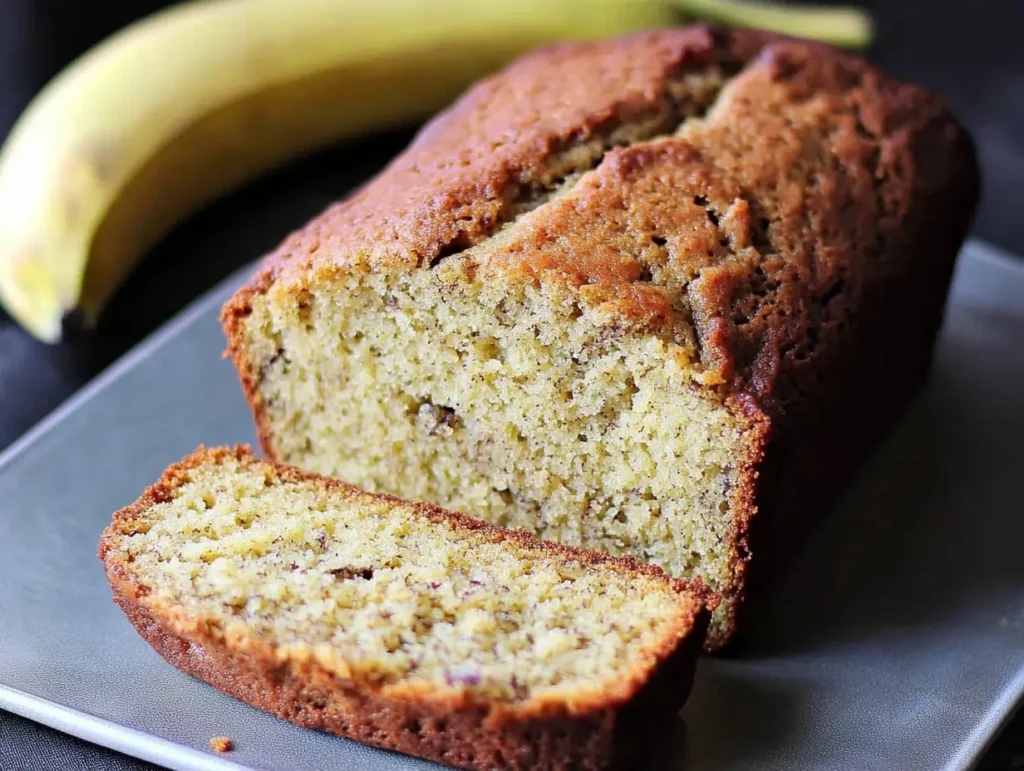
left=114, top=592, right=705, bottom=771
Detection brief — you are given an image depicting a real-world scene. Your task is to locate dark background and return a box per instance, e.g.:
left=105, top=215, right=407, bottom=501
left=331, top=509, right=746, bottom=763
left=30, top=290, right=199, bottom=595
left=1, top=1, right=1021, bottom=768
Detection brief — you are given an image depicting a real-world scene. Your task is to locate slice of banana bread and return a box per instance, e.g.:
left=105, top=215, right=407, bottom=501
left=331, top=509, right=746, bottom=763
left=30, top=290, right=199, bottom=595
left=221, top=26, right=979, bottom=648
left=100, top=446, right=710, bottom=771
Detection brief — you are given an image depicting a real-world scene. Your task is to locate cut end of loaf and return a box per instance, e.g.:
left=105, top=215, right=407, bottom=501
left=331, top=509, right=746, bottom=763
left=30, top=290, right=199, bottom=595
left=100, top=446, right=705, bottom=706
left=231, top=265, right=761, bottom=647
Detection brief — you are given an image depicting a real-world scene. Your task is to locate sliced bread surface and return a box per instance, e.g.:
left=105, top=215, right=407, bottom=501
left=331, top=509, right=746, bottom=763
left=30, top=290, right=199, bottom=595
left=100, top=446, right=710, bottom=771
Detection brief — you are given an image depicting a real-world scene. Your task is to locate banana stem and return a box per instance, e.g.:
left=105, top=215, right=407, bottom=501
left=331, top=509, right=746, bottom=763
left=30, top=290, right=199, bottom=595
left=668, top=0, right=874, bottom=48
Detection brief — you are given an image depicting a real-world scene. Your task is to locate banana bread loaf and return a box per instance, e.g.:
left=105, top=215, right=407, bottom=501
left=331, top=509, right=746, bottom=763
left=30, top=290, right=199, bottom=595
left=221, top=26, right=979, bottom=648
left=99, top=446, right=709, bottom=771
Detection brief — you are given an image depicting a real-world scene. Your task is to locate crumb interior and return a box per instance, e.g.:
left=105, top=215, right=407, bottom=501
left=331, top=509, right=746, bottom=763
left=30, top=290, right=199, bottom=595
left=117, top=455, right=688, bottom=702
left=244, top=265, right=745, bottom=638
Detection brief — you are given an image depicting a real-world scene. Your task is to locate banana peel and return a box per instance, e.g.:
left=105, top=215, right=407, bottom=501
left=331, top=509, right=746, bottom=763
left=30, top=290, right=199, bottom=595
left=0, top=0, right=871, bottom=342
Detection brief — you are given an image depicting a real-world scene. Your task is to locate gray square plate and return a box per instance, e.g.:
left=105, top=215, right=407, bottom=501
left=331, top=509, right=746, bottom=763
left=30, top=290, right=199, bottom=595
left=1, top=240, right=1022, bottom=771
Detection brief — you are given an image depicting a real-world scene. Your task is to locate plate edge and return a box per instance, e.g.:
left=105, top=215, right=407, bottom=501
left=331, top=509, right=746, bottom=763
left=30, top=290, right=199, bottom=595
left=0, top=683, right=250, bottom=771
left=945, top=667, right=1024, bottom=771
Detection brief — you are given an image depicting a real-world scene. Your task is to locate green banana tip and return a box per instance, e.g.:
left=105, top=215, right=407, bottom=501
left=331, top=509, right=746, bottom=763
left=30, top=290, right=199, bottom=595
left=668, top=0, right=874, bottom=49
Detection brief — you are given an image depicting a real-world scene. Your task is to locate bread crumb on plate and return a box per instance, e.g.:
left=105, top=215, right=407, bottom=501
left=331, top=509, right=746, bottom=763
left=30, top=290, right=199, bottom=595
left=210, top=736, right=233, bottom=752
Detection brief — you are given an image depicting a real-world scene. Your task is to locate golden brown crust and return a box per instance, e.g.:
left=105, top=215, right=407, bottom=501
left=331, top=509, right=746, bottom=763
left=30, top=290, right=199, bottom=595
left=117, top=596, right=703, bottom=771
left=220, top=26, right=980, bottom=649
left=100, top=446, right=711, bottom=771
left=231, top=27, right=735, bottom=284
left=712, top=396, right=769, bottom=647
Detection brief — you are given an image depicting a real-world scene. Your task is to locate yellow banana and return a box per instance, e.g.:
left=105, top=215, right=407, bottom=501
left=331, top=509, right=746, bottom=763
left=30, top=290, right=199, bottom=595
left=0, top=0, right=871, bottom=342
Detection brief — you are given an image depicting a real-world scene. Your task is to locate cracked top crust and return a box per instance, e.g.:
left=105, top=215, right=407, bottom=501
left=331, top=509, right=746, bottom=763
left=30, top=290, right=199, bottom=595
left=225, top=26, right=978, bottom=412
